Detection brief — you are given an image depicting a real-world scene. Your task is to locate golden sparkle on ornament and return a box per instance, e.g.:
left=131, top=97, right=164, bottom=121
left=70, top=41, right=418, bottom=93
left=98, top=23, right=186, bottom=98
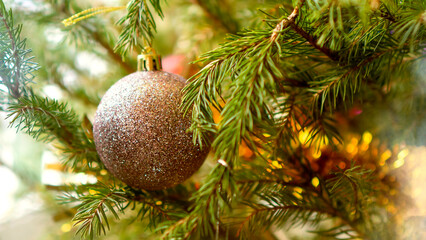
left=293, top=187, right=303, bottom=200
left=311, top=177, right=320, bottom=187
left=93, top=71, right=210, bottom=190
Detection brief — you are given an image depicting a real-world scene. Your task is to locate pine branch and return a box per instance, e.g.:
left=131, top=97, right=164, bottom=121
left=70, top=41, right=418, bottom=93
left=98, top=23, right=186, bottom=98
left=235, top=163, right=374, bottom=239
left=183, top=3, right=305, bottom=163
left=310, top=45, right=409, bottom=113
left=0, top=2, right=20, bottom=98
left=236, top=178, right=327, bottom=238
left=380, top=4, right=397, bottom=23
left=160, top=215, right=198, bottom=240
left=327, top=166, right=373, bottom=218
left=289, top=22, right=339, bottom=61
left=0, top=0, right=39, bottom=99
left=60, top=183, right=189, bottom=239
left=7, top=93, right=100, bottom=171
left=114, top=0, right=164, bottom=56
left=272, top=94, right=306, bottom=152
left=237, top=205, right=329, bottom=237
left=270, top=3, right=301, bottom=42
left=392, top=1, right=425, bottom=51
left=127, top=188, right=189, bottom=230
left=60, top=183, right=128, bottom=239
left=299, top=2, right=424, bottom=114
left=304, top=114, right=343, bottom=147
left=160, top=164, right=236, bottom=239
left=304, top=0, right=364, bottom=51
left=8, top=94, right=76, bottom=143
left=320, top=166, right=374, bottom=239
left=234, top=161, right=313, bottom=198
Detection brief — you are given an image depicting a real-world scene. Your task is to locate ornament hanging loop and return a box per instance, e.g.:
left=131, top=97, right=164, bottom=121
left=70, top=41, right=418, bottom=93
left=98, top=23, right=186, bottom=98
left=138, top=47, right=162, bottom=71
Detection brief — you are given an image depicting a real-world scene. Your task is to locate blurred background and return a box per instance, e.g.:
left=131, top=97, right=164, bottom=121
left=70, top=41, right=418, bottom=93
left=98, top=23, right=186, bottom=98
left=0, top=0, right=425, bottom=239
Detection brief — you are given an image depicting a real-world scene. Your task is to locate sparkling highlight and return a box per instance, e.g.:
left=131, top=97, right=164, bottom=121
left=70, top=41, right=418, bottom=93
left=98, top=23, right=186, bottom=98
left=93, top=71, right=210, bottom=190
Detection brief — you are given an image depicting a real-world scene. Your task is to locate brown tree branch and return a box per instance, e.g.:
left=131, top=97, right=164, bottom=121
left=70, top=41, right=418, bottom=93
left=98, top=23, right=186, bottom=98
left=290, top=22, right=340, bottom=61
left=268, top=0, right=339, bottom=61
left=270, top=4, right=301, bottom=42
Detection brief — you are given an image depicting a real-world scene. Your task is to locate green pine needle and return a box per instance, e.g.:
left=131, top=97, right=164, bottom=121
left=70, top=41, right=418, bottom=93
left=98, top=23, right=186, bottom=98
left=0, top=0, right=39, bottom=101
left=114, top=0, right=164, bottom=57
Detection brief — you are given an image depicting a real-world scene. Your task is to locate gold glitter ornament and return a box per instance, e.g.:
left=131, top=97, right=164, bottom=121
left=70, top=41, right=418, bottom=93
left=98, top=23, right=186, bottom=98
left=93, top=54, right=209, bottom=191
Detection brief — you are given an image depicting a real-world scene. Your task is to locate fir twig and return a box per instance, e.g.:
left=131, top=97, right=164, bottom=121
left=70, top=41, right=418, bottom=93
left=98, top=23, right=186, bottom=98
left=237, top=205, right=329, bottom=237
left=60, top=183, right=189, bottom=239
left=310, top=45, right=410, bottom=113
left=270, top=3, right=301, bottom=41
left=392, top=1, right=425, bottom=51
left=0, top=0, right=39, bottom=100
left=114, top=0, right=164, bottom=57
left=235, top=164, right=372, bottom=238
left=7, top=93, right=100, bottom=171
left=0, top=3, right=20, bottom=98
left=290, top=22, right=339, bottom=61
left=183, top=2, right=305, bottom=163
left=160, top=164, right=236, bottom=239
left=60, top=183, right=127, bottom=239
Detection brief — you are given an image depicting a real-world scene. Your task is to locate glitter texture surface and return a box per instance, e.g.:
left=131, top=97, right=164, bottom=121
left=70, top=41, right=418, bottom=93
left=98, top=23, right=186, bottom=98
left=93, top=71, right=210, bottom=190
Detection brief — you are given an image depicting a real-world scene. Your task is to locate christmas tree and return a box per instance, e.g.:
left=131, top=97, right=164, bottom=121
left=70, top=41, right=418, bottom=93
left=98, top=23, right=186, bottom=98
left=1, top=0, right=425, bottom=239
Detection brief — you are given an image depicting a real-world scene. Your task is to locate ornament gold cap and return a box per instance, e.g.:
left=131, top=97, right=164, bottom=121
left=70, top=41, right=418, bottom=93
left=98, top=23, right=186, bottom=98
left=138, top=48, right=162, bottom=71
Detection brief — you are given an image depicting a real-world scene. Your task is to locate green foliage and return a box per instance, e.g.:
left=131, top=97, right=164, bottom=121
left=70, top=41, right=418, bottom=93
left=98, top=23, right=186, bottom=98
left=327, top=165, right=373, bottom=217
left=59, top=182, right=191, bottom=240
left=182, top=29, right=288, bottom=162
left=235, top=163, right=377, bottom=239
left=7, top=93, right=100, bottom=171
left=115, top=0, right=164, bottom=56
left=238, top=189, right=325, bottom=238
left=392, top=0, right=426, bottom=51
left=59, top=182, right=128, bottom=239
left=0, top=0, right=39, bottom=101
left=179, top=0, right=424, bottom=238
left=160, top=165, right=237, bottom=239
left=183, top=0, right=425, bottom=151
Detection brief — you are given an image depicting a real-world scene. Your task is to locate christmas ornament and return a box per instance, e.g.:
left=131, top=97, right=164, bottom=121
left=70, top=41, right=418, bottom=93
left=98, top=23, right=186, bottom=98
left=93, top=52, right=209, bottom=190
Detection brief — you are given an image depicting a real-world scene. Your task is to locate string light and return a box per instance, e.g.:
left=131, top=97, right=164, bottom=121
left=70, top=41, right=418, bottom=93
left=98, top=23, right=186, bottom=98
left=311, top=177, right=320, bottom=187
left=397, top=149, right=409, bottom=159
left=271, top=161, right=282, bottom=169
left=380, top=150, right=392, bottom=166
left=298, top=130, right=309, bottom=144
left=312, top=149, right=322, bottom=159
left=362, top=131, right=373, bottom=144
left=61, top=223, right=72, bottom=232
left=293, top=187, right=303, bottom=200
